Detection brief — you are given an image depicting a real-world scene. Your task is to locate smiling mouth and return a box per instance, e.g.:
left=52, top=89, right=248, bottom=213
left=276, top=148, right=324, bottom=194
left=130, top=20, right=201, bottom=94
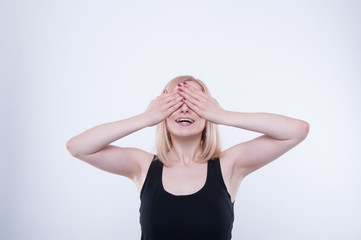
left=175, top=118, right=195, bottom=124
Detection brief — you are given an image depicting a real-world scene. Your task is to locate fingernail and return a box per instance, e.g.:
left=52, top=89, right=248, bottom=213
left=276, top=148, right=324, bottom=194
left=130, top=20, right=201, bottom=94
left=177, top=83, right=182, bottom=87
left=178, top=88, right=183, bottom=92
left=183, top=81, right=187, bottom=85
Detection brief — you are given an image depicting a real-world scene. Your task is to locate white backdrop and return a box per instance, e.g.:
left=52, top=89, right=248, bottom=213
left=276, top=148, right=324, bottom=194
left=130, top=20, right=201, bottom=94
left=2, top=0, right=361, bottom=239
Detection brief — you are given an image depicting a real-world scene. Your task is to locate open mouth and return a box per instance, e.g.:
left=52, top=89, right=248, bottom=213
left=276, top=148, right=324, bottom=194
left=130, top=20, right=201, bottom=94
left=175, top=118, right=195, bottom=125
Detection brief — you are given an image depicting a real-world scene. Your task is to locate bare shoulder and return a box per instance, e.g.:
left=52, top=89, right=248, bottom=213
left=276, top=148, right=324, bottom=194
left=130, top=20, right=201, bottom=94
left=220, top=143, right=248, bottom=176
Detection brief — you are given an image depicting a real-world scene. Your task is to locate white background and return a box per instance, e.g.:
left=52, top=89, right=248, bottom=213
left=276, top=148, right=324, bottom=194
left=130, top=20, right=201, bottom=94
left=1, top=0, right=360, bottom=239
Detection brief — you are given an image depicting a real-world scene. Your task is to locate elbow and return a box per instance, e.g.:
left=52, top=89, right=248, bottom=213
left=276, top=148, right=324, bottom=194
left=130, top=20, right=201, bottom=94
left=296, top=120, right=310, bottom=141
left=66, top=138, right=81, bottom=157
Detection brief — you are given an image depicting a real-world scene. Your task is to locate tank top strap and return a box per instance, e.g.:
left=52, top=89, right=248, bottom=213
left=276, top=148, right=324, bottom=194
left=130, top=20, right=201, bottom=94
left=207, top=157, right=230, bottom=196
left=140, top=155, right=162, bottom=199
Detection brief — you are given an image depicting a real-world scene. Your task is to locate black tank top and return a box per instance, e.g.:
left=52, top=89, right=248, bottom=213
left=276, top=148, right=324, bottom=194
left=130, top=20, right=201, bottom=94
left=139, top=156, right=234, bottom=240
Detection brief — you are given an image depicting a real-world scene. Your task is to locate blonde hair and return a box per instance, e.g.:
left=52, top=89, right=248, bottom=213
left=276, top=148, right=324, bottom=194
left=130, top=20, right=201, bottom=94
left=155, top=76, right=222, bottom=166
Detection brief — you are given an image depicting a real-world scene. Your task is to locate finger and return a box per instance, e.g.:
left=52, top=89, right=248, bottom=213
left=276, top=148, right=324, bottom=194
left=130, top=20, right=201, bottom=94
left=166, top=95, right=183, bottom=109
left=183, top=98, right=200, bottom=113
left=181, top=83, right=205, bottom=101
left=178, top=86, right=200, bottom=102
left=167, top=100, right=184, bottom=115
left=182, top=81, right=205, bottom=93
left=177, top=88, right=200, bottom=108
left=161, top=92, right=180, bottom=104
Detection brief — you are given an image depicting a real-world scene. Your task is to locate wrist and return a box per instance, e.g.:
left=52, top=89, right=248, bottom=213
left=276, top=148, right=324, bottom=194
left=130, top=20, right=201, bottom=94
left=211, top=109, right=230, bottom=125
left=139, top=111, right=162, bottom=127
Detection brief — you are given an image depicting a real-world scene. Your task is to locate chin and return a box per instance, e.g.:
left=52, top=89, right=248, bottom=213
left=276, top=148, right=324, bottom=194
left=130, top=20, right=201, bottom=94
left=167, top=124, right=204, bottom=139
left=171, top=131, right=202, bottom=139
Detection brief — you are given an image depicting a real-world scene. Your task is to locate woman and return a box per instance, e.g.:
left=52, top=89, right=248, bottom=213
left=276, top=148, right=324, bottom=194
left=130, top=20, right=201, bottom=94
left=66, top=75, right=309, bottom=240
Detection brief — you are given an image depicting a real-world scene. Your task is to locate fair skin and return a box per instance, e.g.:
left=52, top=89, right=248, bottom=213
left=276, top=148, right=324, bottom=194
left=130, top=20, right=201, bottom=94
left=66, top=81, right=309, bottom=202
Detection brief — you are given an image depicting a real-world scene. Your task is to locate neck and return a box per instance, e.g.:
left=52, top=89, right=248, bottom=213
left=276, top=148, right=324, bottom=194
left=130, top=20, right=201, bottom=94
left=168, top=135, right=202, bottom=166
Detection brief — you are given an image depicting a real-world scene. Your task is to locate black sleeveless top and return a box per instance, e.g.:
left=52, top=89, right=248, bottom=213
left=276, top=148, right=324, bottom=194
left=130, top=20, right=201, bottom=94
left=139, top=156, right=234, bottom=240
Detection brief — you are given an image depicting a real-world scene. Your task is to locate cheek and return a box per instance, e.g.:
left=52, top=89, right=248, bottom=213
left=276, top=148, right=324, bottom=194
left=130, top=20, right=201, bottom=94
left=165, top=118, right=172, bottom=128
left=198, top=119, right=206, bottom=128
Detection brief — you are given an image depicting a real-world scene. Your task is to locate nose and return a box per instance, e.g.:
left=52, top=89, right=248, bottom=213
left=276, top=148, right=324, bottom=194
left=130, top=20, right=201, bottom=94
left=180, top=103, right=191, bottom=113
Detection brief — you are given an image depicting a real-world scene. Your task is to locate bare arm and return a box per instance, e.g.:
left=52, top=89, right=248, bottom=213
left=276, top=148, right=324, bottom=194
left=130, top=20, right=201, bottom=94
left=219, top=111, right=309, bottom=175
left=67, top=114, right=151, bottom=157
left=66, top=114, right=154, bottom=181
left=177, top=83, right=309, bottom=176
left=66, top=91, right=183, bottom=188
left=220, top=111, right=309, bottom=142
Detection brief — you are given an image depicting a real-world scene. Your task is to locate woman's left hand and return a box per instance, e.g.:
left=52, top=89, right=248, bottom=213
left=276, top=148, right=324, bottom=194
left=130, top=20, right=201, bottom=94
left=177, top=82, right=225, bottom=124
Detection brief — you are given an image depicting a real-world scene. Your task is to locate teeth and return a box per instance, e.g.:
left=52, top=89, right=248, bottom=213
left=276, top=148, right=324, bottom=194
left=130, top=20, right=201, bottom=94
left=176, top=118, right=194, bottom=123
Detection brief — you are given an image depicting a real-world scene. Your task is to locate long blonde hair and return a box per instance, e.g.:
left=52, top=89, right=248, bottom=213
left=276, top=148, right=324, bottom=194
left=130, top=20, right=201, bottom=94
left=155, top=76, right=222, bottom=166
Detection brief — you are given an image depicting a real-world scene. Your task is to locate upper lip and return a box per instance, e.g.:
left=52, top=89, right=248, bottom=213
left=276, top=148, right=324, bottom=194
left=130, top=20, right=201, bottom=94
left=175, top=117, right=195, bottom=123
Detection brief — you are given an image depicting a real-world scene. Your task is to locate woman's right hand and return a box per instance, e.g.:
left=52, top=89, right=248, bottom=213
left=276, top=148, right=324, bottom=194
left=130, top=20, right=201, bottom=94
left=143, top=90, right=184, bottom=126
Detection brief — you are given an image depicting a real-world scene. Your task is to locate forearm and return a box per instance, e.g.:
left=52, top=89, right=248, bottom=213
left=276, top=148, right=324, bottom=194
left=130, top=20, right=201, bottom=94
left=66, top=113, right=152, bottom=157
left=218, top=111, right=309, bottom=141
